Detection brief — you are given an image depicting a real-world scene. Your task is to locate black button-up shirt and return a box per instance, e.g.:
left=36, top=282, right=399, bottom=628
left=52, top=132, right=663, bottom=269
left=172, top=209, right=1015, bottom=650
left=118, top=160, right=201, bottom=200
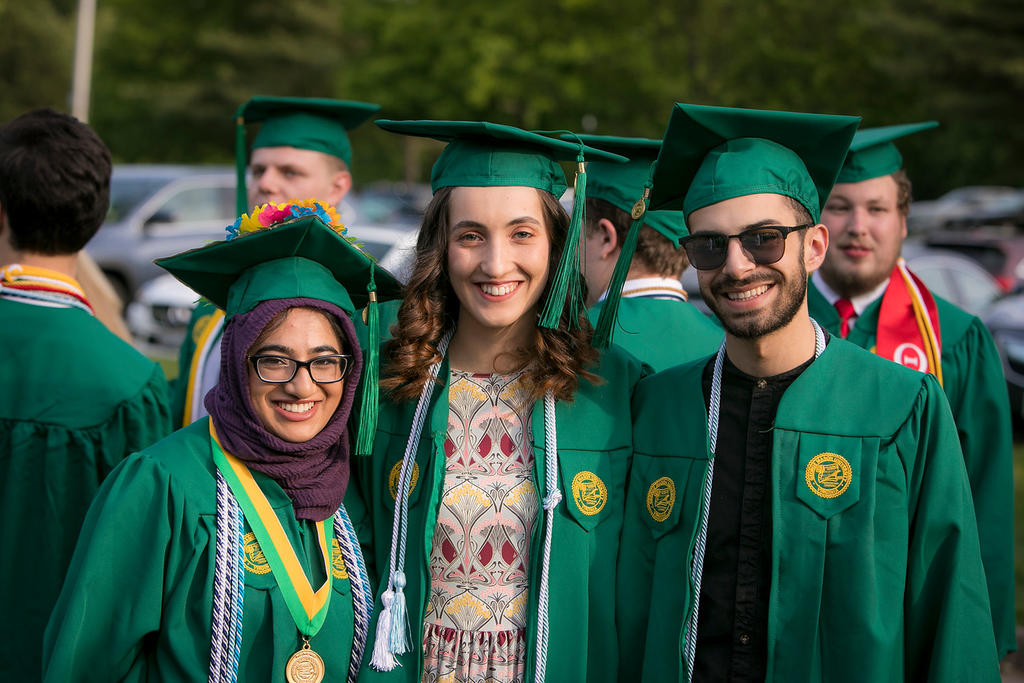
left=692, top=351, right=815, bottom=682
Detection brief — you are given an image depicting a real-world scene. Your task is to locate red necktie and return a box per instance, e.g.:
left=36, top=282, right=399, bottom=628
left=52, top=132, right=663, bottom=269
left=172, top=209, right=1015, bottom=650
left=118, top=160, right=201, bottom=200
left=834, top=298, right=855, bottom=338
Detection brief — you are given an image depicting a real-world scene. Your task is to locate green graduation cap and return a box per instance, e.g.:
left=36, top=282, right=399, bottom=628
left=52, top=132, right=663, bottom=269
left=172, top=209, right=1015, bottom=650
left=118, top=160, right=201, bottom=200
left=234, top=96, right=381, bottom=213
left=836, top=121, right=939, bottom=184
left=560, top=134, right=688, bottom=347
left=650, top=103, right=861, bottom=223
left=156, top=209, right=402, bottom=456
left=375, top=119, right=627, bottom=331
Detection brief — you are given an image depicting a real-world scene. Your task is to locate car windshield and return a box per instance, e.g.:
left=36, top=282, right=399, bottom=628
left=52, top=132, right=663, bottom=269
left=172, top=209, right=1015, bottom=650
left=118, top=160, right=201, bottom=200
left=107, top=176, right=169, bottom=223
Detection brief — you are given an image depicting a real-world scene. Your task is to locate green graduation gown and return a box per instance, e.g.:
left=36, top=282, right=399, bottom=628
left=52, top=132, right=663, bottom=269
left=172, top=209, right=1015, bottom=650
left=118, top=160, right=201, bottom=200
left=354, top=345, right=646, bottom=682
left=43, top=419, right=360, bottom=682
left=808, top=280, right=1016, bottom=657
left=0, top=299, right=172, bottom=681
left=587, top=297, right=722, bottom=372
left=618, top=339, right=999, bottom=682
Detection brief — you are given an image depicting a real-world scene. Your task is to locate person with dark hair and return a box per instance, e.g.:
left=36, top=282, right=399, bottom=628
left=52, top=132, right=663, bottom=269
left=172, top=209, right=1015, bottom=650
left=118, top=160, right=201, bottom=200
left=0, top=107, right=173, bottom=680
left=618, top=104, right=998, bottom=681
left=357, top=121, right=646, bottom=683
left=807, top=123, right=1015, bottom=659
left=173, top=96, right=381, bottom=429
left=576, top=135, right=722, bottom=371
left=44, top=203, right=402, bottom=681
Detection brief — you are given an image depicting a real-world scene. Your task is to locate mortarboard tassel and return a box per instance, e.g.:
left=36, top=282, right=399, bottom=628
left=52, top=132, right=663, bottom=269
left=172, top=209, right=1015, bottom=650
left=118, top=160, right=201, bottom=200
left=538, top=153, right=587, bottom=330
left=234, top=111, right=248, bottom=216
left=592, top=169, right=654, bottom=348
left=355, top=264, right=379, bottom=456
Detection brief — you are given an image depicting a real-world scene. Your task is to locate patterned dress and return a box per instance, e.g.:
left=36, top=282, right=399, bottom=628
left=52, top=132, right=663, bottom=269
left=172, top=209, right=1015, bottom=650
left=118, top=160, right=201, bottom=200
left=421, top=370, right=538, bottom=683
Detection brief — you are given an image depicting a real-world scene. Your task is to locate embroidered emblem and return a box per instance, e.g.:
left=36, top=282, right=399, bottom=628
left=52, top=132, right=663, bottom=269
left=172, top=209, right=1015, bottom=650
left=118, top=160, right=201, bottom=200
left=388, top=460, right=419, bottom=500
left=242, top=532, right=271, bottom=574
left=330, top=538, right=348, bottom=579
left=571, top=470, right=607, bottom=516
left=805, top=452, right=852, bottom=499
left=646, top=476, right=676, bottom=522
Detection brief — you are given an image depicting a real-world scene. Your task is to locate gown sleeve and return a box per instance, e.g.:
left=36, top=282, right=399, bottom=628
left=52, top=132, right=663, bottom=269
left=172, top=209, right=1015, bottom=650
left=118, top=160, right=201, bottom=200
left=899, top=373, right=1001, bottom=681
left=940, top=317, right=1016, bottom=657
left=43, top=452, right=189, bottom=682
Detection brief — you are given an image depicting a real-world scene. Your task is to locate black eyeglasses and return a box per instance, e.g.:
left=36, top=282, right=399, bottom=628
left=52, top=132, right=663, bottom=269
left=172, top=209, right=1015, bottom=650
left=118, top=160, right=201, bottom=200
left=679, top=224, right=812, bottom=271
left=248, top=354, right=353, bottom=384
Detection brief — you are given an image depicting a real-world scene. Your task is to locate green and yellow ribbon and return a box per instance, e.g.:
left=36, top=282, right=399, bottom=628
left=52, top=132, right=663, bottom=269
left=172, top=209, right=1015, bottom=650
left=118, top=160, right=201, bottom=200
left=210, top=422, right=334, bottom=635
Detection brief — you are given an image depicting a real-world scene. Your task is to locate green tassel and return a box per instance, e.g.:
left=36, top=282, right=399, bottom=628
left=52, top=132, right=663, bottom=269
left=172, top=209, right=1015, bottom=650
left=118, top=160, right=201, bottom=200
left=592, top=185, right=650, bottom=348
left=234, top=111, right=248, bottom=215
left=355, top=265, right=379, bottom=456
left=539, top=156, right=587, bottom=330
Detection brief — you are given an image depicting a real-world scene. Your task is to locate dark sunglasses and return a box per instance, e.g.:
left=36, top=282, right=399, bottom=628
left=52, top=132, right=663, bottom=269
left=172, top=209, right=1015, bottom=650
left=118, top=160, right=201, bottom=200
left=679, top=224, right=812, bottom=271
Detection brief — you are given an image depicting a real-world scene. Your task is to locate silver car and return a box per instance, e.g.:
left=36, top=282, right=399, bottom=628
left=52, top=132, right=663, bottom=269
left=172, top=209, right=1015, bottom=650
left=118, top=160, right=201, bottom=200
left=86, top=165, right=236, bottom=303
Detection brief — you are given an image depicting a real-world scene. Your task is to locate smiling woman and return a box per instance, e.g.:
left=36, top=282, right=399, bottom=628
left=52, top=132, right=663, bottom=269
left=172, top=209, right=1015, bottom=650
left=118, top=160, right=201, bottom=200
left=44, top=204, right=403, bottom=683
left=246, top=307, right=351, bottom=443
left=445, top=185, right=551, bottom=344
left=356, top=121, right=647, bottom=683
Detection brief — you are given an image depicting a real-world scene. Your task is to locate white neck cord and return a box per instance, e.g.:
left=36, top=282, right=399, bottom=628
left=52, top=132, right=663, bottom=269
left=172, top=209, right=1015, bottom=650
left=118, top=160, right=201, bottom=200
left=532, top=390, right=559, bottom=682
left=683, top=320, right=825, bottom=681
left=369, top=330, right=453, bottom=672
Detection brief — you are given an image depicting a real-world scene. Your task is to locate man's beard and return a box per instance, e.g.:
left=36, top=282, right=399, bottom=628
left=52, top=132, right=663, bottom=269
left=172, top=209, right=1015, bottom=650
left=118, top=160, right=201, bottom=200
left=702, top=261, right=808, bottom=339
left=818, top=252, right=898, bottom=299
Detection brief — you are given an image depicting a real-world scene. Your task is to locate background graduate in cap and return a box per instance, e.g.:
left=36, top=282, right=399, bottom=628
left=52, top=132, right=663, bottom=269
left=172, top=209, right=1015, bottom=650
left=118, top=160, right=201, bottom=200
left=618, top=103, right=998, bottom=682
left=173, top=95, right=381, bottom=428
left=571, top=133, right=722, bottom=371
left=356, top=120, right=646, bottom=683
left=808, top=122, right=1015, bottom=658
left=45, top=204, right=401, bottom=683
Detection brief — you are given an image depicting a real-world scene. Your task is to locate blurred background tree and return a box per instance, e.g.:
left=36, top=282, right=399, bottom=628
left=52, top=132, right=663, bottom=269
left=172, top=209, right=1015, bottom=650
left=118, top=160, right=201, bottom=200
left=0, top=0, right=1020, bottom=197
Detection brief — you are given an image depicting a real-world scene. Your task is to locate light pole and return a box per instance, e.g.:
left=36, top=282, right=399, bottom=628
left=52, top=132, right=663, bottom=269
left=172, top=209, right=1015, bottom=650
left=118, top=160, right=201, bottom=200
left=71, top=0, right=97, bottom=122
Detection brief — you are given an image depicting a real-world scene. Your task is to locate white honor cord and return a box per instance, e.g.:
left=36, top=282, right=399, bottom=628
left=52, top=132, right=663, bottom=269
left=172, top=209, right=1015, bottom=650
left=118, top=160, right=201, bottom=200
left=369, top=329, right=453, bottom=672
left=682, top=320, right=825, bottom=682
left=532, top=390, right=559, bottom=683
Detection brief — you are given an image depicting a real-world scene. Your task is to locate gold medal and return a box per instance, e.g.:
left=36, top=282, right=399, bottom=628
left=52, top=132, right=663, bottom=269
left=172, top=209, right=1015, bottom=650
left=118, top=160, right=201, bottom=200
left=286, top=637, right=325, bottom=683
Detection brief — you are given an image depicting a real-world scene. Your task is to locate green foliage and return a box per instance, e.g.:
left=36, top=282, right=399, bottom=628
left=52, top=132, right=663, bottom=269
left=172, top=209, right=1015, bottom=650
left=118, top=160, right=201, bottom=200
left=0, top=0, right=74, bottom=123
left=0, top=0, right=1020, bottom=196
left=88, top=0, right=344, bottom=161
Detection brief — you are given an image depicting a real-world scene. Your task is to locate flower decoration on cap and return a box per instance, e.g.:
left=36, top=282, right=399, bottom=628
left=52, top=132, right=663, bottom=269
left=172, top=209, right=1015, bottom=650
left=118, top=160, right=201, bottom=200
left=226, top=199, right=345, bottom=241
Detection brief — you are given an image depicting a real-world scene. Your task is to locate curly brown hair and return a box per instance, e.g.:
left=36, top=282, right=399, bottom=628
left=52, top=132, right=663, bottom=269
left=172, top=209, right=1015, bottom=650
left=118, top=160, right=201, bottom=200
left=380, top=186, right=599, bottom=403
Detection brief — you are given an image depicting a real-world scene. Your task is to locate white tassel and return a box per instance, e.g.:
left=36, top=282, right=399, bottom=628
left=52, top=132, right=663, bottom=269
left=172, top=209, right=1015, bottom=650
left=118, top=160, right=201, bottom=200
left=369, top=589, right=399, bottom=671
left=389, top=571, right=412, bottom=655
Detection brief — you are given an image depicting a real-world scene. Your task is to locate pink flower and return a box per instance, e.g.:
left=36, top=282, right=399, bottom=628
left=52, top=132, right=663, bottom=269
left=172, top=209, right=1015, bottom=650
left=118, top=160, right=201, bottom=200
left=257, top=204, right=291, bottom=226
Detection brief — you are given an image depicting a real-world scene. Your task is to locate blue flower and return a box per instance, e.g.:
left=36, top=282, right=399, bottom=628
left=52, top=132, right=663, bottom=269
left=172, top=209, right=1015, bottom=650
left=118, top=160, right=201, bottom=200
left=224, top=216, right=243, bottom=241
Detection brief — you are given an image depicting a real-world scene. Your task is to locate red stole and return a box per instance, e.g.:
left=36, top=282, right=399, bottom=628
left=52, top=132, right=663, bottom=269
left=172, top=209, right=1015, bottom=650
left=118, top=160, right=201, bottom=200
left=875, top=258, right=943, bottom=386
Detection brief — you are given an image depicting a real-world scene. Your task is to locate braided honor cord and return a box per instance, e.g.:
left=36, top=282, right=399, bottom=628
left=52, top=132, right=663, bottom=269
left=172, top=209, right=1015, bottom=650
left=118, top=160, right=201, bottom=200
left=334, top=505, right=373, bottom=683
left=369, top=329, right=454, bottom=672
left=682, top=320, right=825, bottom=681
left=531, top=391, right=560, bottom=683
left=209, top=470, right=245, bottom=683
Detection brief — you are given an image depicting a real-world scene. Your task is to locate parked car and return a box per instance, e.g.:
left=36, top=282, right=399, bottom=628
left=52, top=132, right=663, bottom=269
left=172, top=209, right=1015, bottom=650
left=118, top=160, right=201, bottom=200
left=923, top=228, right=1024, bottom=293
left=908, top=186, right=1024, bottom=233
left=900, top=242, right=1004, bottom=317
left=87, top=165, right=237, bottom=303
left=127, top=202, right=419, bottom=353
left=983, top=293, right=1024, bottom=426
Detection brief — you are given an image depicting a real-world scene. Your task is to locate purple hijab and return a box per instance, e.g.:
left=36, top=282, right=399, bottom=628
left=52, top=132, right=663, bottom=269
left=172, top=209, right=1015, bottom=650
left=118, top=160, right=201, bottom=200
left=205, top=297, right=363, bottom=521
